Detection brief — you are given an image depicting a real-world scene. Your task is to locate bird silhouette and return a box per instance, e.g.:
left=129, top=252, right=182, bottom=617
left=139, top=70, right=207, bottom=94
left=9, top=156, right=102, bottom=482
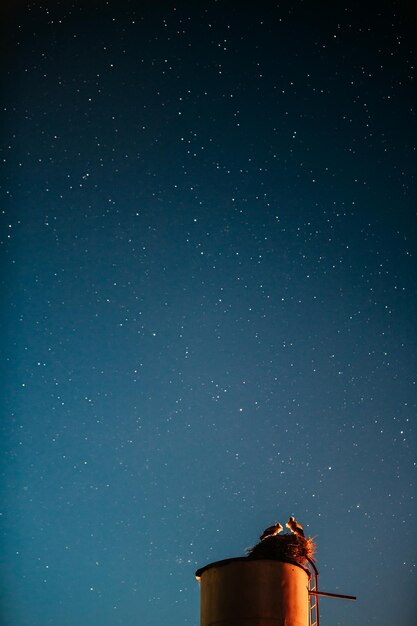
left=286, top=516, right=305, bottom=537
left=259, top=522, right=283, bottom=541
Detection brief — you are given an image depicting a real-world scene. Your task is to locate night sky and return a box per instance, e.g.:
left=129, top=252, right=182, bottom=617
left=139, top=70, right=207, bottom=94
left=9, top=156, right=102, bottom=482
left=1, top=2, right=416, bottom=625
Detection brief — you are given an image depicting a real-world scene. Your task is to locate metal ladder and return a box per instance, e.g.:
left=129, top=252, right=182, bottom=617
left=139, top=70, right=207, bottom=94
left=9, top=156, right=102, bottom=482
left=307, top=558, right=320, bottom=626
left=306, top=556, right=357, bottom=624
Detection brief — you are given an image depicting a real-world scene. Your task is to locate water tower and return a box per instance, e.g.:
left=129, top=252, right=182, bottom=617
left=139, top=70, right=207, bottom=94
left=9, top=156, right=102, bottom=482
left=195, top=518, right=355, bottom=626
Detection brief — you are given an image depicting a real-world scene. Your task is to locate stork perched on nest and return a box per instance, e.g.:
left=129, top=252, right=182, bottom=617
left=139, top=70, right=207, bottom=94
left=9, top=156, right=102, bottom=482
left=286, top=516, right=305, bottom=537
left=259, top=521, right=283, bottom=541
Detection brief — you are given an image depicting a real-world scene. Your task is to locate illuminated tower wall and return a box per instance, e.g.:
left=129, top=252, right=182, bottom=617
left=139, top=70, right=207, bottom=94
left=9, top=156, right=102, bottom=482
left=196, top=557, right=309, bottom=626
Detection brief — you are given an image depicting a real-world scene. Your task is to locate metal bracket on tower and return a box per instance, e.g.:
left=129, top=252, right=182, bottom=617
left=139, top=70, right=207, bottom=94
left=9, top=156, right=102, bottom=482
left=306, top=557, right=356, bottom=626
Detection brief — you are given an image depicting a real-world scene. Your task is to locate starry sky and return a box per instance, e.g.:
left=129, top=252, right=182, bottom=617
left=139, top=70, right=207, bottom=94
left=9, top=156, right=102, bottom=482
left=1, top=2, right=416, bottom=625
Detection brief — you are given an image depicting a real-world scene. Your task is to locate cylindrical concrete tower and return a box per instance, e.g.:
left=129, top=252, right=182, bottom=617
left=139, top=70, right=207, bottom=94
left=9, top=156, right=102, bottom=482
left=195, top=557, right=309, bottom=626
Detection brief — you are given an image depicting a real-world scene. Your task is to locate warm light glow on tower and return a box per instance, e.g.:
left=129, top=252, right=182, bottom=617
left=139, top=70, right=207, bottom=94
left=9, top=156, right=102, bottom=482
left=195, top=522, right=356, bottom=625
left=196, top=558, right=309, bottom=626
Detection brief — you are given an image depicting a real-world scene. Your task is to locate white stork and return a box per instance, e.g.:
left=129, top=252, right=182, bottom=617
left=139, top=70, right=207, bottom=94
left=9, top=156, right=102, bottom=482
left=286, top=516, right=305, bottom=537
left=259, top=522, right=283, bottom=541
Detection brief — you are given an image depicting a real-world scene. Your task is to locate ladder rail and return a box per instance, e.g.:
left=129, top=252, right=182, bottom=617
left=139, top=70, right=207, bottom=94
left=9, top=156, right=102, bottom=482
left=307, top=557, right=320, bottom=626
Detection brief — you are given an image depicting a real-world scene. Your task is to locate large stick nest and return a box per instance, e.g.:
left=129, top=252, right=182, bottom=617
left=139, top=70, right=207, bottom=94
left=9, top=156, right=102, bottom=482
left=246, top=533, right=316, bottom=571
